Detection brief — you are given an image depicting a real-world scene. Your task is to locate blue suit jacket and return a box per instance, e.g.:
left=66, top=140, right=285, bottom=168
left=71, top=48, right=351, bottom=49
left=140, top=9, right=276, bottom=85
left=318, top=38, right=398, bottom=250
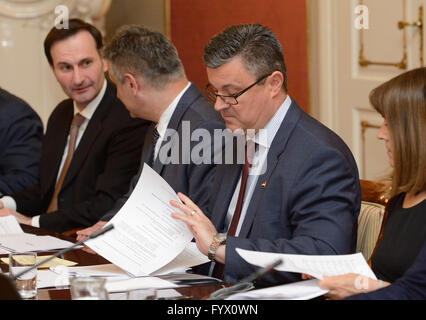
left=208, top=100, right=361, bottom=285
left=347, top=242, right=426, bottom=300
left=101, top=83, right=225, bottom=220
left=0, top=88, right=43, bottom=196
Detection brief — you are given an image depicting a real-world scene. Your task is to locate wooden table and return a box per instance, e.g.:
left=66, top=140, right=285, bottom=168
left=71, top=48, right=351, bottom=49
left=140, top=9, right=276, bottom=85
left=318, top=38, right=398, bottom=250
left=0, top=225, right=226, bottom=300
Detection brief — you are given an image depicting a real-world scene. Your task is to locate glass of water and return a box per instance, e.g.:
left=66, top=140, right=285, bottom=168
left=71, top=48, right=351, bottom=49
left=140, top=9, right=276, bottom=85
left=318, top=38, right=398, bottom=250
left=69, top=277, right=109, bottom=300
left=8, top=252, right=37, bottom=299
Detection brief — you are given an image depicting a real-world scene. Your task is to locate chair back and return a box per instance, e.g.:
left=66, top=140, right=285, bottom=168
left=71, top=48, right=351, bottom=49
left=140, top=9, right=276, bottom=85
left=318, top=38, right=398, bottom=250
left=357, top=180, right=390, bottom=261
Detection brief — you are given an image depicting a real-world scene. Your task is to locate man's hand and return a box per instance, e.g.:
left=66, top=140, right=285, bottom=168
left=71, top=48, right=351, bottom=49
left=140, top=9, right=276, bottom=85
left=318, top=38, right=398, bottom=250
left=76, top=221, right=107, bottom=255
left=170, top=193, right=221, bottom=262
left=0, top=207, right=32, bottom=225
left=76, top=220, right=107, bottom=241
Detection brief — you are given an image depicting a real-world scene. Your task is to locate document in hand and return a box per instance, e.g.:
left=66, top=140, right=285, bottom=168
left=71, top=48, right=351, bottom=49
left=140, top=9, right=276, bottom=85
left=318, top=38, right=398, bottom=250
left=0, top=216, right=77, bottom=253
left=86, top=163, right=194, bottom=277
left=227, top=279, right=328, bottom=300
left=0, top=216, right=24, bottom=235
left=236, top=248, right=377, bottom=280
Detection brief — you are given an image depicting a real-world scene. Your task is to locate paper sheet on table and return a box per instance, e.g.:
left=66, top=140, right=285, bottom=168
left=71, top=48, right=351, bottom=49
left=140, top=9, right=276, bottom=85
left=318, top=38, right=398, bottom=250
left=151, top=242, right=209, bottom=275
left=36, top=270, right=176, bottom=292
left=1, top=256, right=77, bottom=268
left=86, top=164, right=193, bottom=277
left=227, top=279, right=328, bottom=300
left=109, top=289, right=182, bottom=300
left=50, top=263, right=129, bottom=278
left=105, top=277, right=177, bottom=293
left=236, top=248, right=377, bottom=280
left=0, top=216, right=24, bottom=235
left=0, top=233, right=77, bottom=253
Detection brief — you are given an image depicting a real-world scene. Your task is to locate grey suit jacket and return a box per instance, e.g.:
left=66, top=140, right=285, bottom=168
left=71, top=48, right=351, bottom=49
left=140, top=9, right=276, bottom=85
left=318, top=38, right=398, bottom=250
left=101, top=83, right=225, bottom=221
left=208, top=101, right=361, bottom=285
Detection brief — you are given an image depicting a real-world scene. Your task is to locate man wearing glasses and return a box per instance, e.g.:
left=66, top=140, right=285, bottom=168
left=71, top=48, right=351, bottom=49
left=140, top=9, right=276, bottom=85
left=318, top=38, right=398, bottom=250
left=171, top=24, right=361, bottom=286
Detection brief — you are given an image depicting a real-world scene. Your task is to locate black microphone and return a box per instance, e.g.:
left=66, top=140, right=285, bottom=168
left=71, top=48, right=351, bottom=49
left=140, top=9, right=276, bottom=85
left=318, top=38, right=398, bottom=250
left=10, top=224, right=114, bottom=281
left=208, top=258, right=282, bottom=300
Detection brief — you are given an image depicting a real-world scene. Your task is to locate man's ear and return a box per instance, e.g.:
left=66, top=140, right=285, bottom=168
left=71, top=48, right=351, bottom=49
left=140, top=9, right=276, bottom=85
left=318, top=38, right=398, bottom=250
left=268, top=71, right=285, bottom=97
left=101, top=58, right=108, bottom=73
left=123, top=73, right=139, bottom=95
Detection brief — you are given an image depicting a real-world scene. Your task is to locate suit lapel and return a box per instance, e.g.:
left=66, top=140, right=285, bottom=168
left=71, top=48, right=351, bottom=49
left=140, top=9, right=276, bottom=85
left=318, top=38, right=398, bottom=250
left=210, top=162, right=242, bottom=232
left=59, top=82, right=114, bottom=191
left=46, top=102, right=74, bottom=189
left=238, top=102, right=303, bottom=238
left=141, top=123, right=156, bottom=166
left=152, top=83, right=199, bottom=175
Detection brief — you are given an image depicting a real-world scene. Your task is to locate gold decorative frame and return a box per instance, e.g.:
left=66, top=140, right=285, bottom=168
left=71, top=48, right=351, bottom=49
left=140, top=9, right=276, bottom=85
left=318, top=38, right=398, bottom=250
left=358, top=0, right=424, bottom=69
left=361, top=121, right=380, bottom=178
left=358, top=0, right=407, bottom=69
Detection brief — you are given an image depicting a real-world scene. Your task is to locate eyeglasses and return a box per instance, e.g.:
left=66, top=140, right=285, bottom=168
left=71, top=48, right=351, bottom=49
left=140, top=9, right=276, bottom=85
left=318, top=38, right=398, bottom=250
left=204, top=73, right=272, bottom=105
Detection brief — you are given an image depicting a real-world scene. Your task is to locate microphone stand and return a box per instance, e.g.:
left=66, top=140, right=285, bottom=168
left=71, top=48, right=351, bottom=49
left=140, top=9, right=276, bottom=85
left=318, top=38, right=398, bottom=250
left=208, top=258, right=282, bottom=300
left=10, top=224, right=114, bottom=281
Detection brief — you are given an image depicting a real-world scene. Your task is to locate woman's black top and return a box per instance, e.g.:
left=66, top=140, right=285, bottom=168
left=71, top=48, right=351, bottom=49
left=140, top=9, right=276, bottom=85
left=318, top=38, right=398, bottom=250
left=371, top=193, right=426, bottom=282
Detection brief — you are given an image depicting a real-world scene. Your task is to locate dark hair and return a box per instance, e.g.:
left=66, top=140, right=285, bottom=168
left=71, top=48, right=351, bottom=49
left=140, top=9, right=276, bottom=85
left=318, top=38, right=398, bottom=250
left=369, top=67, right=426, bottom=197
left=203, top=24, right=287, bottom=91
left=44, top=18, right=103, bottom=66
left=103, top=25, right=184, bottom=89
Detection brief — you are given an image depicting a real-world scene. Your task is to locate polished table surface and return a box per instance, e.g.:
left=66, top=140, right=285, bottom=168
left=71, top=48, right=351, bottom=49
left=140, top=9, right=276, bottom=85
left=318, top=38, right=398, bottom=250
left=0, top=225, right=226, bottom=300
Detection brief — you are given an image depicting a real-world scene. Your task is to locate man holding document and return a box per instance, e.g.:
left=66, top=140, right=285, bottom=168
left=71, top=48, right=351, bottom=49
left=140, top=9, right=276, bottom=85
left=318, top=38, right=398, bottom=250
left=77, top=26, right=224, bottom=243
left=170, top=24, right=361, bottom=286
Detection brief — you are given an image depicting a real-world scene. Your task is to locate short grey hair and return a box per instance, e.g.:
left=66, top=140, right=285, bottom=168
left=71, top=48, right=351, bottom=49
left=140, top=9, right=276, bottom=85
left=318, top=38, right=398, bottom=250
left=203, top=24, right=287, bottom=91
left=103, top=25, right=184, bottom=89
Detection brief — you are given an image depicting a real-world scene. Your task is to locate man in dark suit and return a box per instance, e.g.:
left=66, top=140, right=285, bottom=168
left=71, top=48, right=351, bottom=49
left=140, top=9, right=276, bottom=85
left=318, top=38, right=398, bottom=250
left=0, top=19, right=149, bottom=233
left=0, top=88, right=43, bottom=196
left=76, top=26, right=224, bottom=240
left=170, top=24, right=361, bottom=285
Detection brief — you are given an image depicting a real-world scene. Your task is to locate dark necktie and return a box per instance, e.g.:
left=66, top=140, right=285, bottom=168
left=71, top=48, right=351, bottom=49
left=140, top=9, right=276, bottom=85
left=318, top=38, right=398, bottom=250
left=47, top=113, right=85, bottom=213
left=146, top=127, right=160, bottom=166
left=227, top=140, right=255, bottom=236
left=212, top=140, right=255, bottom=279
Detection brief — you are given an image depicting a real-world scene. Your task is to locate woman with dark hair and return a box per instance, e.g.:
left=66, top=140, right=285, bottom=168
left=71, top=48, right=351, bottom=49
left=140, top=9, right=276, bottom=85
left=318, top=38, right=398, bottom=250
left=317, top=67, right=426, bottom=299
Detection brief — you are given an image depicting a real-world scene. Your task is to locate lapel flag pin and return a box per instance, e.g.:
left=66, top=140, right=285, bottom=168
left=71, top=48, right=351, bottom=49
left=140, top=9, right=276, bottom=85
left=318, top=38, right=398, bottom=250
left=261, top=181, right=267, bottom=189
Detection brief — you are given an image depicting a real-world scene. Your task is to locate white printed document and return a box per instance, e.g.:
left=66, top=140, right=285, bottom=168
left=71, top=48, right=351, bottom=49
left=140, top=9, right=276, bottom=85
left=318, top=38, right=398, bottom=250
left=152, top=242, right=209, bottom=275
left=0, top=233, right=76, bottom=253
left=0, top=216, right=24, bottom=235
left=227, top=279, right=328, bottom=300
left=86, top=164, right=194, bottom=277
left=236, top=248, right=377, bottom=280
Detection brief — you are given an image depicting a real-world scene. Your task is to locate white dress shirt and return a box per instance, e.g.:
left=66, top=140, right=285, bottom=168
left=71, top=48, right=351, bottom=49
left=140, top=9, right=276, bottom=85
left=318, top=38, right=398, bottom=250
left=153, top=82, right=191, bottom=160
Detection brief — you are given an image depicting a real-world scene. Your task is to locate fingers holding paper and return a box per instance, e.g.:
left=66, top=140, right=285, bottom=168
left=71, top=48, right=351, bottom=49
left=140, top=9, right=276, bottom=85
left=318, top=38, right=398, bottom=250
left=318, top=273, right=388, bottom=300
left=0, top=207, right=31, bottom=225
left=170, top=192, right=217, bottom=257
